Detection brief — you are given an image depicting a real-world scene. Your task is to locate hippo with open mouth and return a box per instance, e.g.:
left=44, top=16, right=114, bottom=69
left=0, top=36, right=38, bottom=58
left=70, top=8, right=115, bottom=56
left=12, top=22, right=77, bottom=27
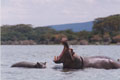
left=11, top=61, right=46, bottom=68
left=54, top=38, right=120, bottom=69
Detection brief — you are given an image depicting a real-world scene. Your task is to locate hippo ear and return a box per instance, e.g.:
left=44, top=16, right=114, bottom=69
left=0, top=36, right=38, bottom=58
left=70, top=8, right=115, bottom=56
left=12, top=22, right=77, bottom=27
left=44, top=62, right=47, bottom=65
left=35, top=62, right=41, bottom=68
left=37, top=62, right=40, bottom=66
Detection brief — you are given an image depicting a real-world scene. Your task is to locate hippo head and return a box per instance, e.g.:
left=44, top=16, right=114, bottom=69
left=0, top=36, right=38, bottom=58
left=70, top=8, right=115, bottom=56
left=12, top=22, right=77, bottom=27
left=54, top=38, right=74, bottom=63
left=35, top=62, right=46, bottom=68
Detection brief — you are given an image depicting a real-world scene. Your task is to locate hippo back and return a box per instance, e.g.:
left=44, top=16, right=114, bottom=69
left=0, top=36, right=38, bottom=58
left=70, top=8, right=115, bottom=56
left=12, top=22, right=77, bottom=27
left=11, top=61, right=36, bottom=68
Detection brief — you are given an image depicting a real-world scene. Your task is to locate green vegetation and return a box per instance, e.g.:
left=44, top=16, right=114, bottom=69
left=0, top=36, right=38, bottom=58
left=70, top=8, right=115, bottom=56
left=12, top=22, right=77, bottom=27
left=1, top=14, right=120, bottom=45
left=92, top=14, right=120, bottom=44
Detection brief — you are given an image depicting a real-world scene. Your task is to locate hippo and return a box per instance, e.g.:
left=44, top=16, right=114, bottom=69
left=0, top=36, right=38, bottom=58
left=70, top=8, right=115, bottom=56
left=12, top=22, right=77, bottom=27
left=54, top=38, right=120, bottom=69
left=11, top=61, right=46, bottom=68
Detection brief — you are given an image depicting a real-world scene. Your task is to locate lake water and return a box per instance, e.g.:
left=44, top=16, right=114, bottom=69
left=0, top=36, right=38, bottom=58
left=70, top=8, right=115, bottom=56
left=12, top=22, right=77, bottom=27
left=1, top=45, right=120, bottom=80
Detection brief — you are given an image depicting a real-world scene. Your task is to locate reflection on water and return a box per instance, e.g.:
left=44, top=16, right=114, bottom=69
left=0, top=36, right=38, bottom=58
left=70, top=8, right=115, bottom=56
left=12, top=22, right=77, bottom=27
left=52, top=65, right=83, bottom=73
left=1, top=45, right=120, bottom=80
left=52, top=65, right=77, bottom=74
left=52, top=65, right=63, bottom=70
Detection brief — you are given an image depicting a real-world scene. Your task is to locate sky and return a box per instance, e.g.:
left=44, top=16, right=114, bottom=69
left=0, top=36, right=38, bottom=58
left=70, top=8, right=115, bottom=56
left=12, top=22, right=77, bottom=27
left=1, top=0, right=120, bottom=27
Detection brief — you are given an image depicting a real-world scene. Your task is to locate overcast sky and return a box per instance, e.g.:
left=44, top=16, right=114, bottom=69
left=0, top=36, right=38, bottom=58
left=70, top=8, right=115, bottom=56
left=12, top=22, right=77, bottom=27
left=1, top=0, right=120, bottom=27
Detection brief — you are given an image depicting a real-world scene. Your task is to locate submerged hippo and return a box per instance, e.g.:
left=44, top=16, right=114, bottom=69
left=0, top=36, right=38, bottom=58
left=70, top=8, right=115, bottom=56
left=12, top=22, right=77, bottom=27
left=11, top=61, right=46, bottom=68
left=54, top=38, right=120, bottom=69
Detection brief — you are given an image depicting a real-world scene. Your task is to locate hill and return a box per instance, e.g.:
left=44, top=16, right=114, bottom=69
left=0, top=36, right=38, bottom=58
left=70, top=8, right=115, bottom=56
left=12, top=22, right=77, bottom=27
left=50, top=21, right=93, bottom=32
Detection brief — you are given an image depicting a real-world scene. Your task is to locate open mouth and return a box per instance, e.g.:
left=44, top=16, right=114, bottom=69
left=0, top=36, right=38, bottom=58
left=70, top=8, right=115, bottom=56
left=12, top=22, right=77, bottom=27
left=54, top=38, right=70, bottom=63
left=54, top=48, right=75, bottom=63
left=54, top=49, right=66, bottom=62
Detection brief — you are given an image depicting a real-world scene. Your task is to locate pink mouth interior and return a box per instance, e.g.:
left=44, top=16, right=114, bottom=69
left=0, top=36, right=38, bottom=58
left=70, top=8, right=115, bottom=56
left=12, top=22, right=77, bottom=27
left=56, top=41, right=69, bottom=61
left=57, top=48, right=67, bottom=60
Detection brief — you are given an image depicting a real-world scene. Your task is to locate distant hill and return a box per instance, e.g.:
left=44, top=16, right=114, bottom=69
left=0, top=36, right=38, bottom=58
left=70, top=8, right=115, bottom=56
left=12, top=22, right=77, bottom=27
left=50, top=21, right=93, bottom=32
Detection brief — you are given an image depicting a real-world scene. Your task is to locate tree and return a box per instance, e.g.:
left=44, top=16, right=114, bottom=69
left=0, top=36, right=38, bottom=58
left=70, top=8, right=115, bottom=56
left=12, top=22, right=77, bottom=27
left=93, top=14, right=120, bottom=34
left=112, top=34, right=120, bottom=43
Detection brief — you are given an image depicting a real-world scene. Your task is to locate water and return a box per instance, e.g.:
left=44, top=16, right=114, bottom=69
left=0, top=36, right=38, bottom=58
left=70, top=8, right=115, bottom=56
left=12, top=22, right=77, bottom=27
left=1, top=45, right=120, bottom=80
